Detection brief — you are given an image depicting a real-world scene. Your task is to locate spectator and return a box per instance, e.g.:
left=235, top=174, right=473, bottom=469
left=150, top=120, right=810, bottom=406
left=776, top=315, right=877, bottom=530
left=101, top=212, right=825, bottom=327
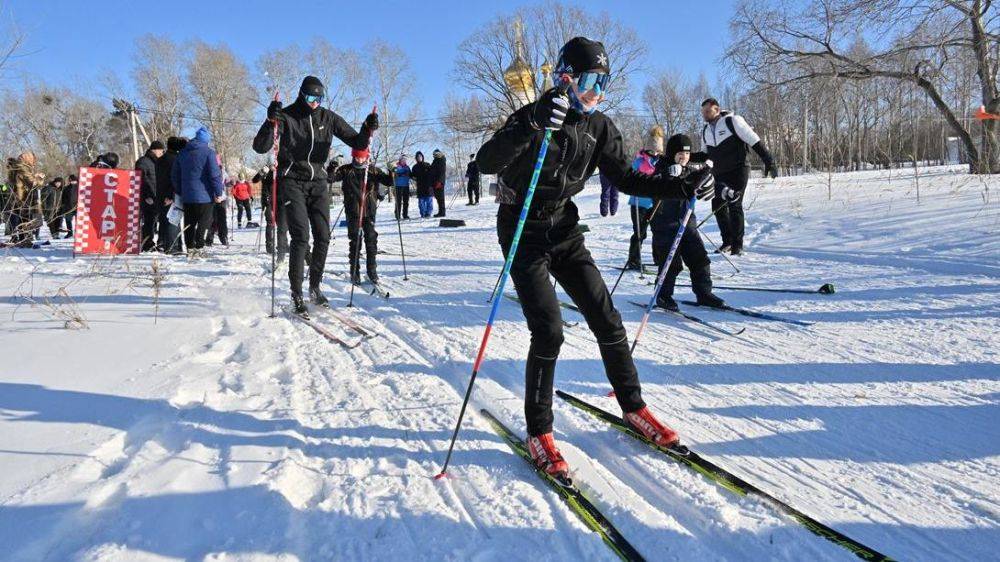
left=157, top=137, right=186, bottom=254
left=136, top=140, right=164, bottom=251
left=171, top=127, right=224, bottom=256
left=431, top=148, right=447, bottom=217
left=625, top=126, right=664, bottom=270
left=465, top=154, right=481, bottom=206
left=411, top=151, right=434, bottom=218
left=232, top=173, right=253, bottom=227
left=393, top=155, right=412, bottom=220
left=599, top=171, right=618, bottom=217
left=41, top=176, right=65, bottom=239
left=62, top=174, right=78, bottom=239
left=206, top=154, right=229, bottom=246
left=5, top=152, right=44, bottom=248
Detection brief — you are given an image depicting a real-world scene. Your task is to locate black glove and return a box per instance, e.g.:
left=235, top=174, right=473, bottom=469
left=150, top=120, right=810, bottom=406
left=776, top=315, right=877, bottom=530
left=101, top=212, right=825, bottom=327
left=683, top=166, right=716, bottom=200
left=764, top=161, right=778, bottom=179
left=364, top=112, right=380, bottom=131
left=531, top=86, right=570, bottom=131
left=716, top=184, right=741, bottom=202
left=267, top=100, right=283, bottom=122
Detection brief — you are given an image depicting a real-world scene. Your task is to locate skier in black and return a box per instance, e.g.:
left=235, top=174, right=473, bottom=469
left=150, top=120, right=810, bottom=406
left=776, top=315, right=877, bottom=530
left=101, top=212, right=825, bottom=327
left=252, top=75, right=377, bottom=315
left=477, top=37, right=716, bottom=478
left=650, top=134, right=728, bottom=311
left=333, top=146, right=393, bottom=284
left=430, top=149, right=447, bottom=217
left=700, top=98, right=775, bottom=255
left=465, top=154, right=481, bottom=205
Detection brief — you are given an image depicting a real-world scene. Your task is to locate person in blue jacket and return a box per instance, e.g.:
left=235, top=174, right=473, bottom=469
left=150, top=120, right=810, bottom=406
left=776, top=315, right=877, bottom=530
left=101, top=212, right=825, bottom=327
left=393, top=155, right=412, bottom=220
left=625, top=126, right=664, bottom=270
left=172, top=127, right=225, bottom=255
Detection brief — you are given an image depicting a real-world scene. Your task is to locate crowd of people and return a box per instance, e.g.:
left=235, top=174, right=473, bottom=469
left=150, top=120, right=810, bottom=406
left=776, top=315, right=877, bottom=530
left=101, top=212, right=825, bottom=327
left=0, top=34, right=777, bottom=482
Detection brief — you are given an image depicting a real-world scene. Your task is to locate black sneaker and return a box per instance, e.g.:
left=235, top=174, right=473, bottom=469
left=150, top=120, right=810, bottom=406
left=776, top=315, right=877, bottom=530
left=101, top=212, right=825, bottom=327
left=656, top=296, right=680, bottom=312
left=730, top=246, right=743, bottom=256
left=291, top=293, right=309, bottom=317
left=309, top=286, right=329, bottom=308
left=715, top=244, right=731, bottom=255
left=624, top=261, right=642, bottom=271
left=696, top=293, right=725, bottom=308
left=367, top=271, right=380, bottom=284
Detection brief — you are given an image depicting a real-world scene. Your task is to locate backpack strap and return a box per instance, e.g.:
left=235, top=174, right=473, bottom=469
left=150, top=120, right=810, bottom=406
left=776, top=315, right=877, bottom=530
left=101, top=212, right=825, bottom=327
left=724, top=115, right=736, bottom=137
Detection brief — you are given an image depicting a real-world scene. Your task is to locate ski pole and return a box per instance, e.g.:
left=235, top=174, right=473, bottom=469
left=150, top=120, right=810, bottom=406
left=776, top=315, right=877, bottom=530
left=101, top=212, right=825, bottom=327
left=609, top=200, right=661, bottom=296
left=330, top=204, right=344, bottom=239
left=630, top=196, right=695, bottom=354
left=348, top=104, right=377, bottom=308
left=436, top=81, right=568, bottom=479
left=269, top=90, right=280, bottom=319
left=698, top=228, right=740, bottom=275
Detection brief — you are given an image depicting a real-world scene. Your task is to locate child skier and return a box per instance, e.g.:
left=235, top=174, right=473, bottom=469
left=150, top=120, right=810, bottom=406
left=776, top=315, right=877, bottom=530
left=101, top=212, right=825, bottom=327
left=476, top=37, right=716, bottom=478
left=333, top=147, right=393, bottom=285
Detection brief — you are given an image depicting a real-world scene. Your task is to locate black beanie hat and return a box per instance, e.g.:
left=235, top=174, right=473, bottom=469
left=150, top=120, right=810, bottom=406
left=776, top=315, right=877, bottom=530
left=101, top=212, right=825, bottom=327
left=300, top=75, right=325, bottom=98
left=149, top=140, right=165, bottom=151
left=103, top=152, right=120, bottom=169
left=69, top=174, right=78, bottom=181
left=167, top=136, right=185, bottom=151
left=666, top=134, right=693, bottom=161
left=555, top=37, right=610, bottom=75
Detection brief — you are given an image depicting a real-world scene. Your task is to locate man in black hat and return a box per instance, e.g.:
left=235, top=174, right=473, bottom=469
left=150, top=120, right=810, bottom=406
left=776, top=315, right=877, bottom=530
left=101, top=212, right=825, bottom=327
left=136, top=140, right=165, bottom=251
left=465, top=154, right=480, bottom=205
left=478, top=36, right=718, bottom=479
left=253, top=75, right=378, bottom=316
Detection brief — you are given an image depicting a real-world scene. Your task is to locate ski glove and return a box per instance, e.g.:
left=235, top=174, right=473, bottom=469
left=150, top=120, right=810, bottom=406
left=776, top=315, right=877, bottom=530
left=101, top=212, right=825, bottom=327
left=532, top=87, right=570, bottom=131
left=716, top=184, right=740, bottom=202
left=364, top=112, right=380, bottom=131
left=267, top=100, right=283, bottom=122
left=683, top=166, right=716, bottom=200
left=763, top=161, right=778, bottom=179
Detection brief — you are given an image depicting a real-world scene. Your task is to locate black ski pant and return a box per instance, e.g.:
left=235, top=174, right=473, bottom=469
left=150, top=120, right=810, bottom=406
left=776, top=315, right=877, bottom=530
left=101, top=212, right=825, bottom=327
left=498, top=199, right=645, bottom=436
left=182, top=203, right=213, bottom=250
left=652, top=218, right=712, bottom=300
left=141, top=203, right=158, bottom=251
left=283, top=177, right=330, bottom=295
left=394, top=186, right=410, bottom=219
left=433, top=187, right=446, bottom=216
left=206, top=201, right=228, bottom=245
left=627, top=204, right=652, bottom=266
left=345, top=197, right=379, bottom=279
left=236, top=199, right=252, bottom=225
left=712, top=166, right=749, bottom=250
left=468, top=183, right=480, bottom=205
left=263, top=199, right=289, bottom=258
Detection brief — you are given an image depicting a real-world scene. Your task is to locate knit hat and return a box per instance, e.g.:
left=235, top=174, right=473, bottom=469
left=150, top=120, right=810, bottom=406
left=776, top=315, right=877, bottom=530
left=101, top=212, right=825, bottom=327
left=167, top=136, right=186, bottom=151
left=149, top=140, right=165, bottom=151
left=665, top=133, right=693, bottom=161
left=194, top=127, right=211, bottom=144
left=432, top=149, right=443, bottom=158
left=300, top=75, right=325, bottom=98
left=555, top=37, right=610, bottom=75
left=643, top=125, right=665, bottom=154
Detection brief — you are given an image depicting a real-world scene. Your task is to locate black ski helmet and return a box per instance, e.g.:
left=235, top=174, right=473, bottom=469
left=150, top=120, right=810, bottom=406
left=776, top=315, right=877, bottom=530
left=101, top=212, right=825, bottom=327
left=299, top=75, right=325, bottom=99
left=554, top=37, right=610, bottom=76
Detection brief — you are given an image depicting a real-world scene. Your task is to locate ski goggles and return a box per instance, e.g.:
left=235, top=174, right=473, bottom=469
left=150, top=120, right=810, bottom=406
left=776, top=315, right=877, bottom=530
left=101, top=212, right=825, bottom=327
left=302, top=92, right=324, bottom=104
left=561, top=72, right=610, bottom=95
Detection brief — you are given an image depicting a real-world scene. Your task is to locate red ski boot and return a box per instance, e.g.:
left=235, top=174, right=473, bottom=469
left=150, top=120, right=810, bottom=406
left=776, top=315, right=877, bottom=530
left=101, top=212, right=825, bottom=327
left=527, top=433, right=570, bottom=479
left=624, top=406, right=680, bottom=448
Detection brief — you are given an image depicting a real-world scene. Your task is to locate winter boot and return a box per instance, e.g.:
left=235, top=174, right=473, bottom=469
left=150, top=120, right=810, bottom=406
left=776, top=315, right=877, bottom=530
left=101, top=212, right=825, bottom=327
left=350, top=268, right=362, bottom=285
left=691, top=263, right=724, bottom=308
left=715, top=244, right=731, bottom=255
left=527, top=433, right=570, bottom=479
left=624, top=407, right=679, bottom=447
left=291, top=293, right=309, bottom=317
left=656, top=295, right=679, bottom=312
left=309, top=286, right=329, bottom=308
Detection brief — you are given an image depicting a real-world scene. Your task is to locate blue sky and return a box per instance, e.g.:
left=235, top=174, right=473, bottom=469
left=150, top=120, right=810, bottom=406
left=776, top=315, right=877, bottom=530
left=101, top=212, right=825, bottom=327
left=6, top=0, right=735, bottom=117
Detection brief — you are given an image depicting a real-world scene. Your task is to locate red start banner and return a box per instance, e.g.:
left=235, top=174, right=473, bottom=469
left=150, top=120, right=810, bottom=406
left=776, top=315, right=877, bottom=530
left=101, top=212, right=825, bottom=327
left=73, top=167, right=141, bottom=255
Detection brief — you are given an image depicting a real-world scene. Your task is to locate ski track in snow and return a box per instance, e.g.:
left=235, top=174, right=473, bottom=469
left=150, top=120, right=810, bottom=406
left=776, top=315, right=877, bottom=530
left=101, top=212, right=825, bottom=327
left=0, top=165, right=998, bottom=561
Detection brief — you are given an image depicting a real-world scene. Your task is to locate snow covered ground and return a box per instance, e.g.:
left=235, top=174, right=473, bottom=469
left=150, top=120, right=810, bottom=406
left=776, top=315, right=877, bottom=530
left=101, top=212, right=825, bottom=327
left=1, top=165, right=997, bottom=561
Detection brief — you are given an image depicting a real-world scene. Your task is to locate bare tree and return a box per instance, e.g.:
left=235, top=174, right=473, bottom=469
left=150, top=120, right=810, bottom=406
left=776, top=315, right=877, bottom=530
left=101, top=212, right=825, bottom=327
left=728, top=0, right=1000, bottom=173
left=186, top=41, right=256, bottom=170
left=131, top=34, right=186, bottom=142
left=363, top=39, right=426, bottom=163
left=453, top=0, right=647, bottom=132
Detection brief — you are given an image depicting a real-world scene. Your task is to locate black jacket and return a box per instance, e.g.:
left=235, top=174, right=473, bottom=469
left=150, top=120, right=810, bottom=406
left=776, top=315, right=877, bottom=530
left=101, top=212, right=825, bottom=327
left=135, top=152, right=158, bottom=204
left=252, top=99, right=372, bottom=182
left=411, top=157, right=433, bottom=197
left=155, top=150, right=178, bottom=203
left=477, top=101, right=689, bottom=206
left=334, top=163, right=392, bottom=215
left=430, top=154, right=447, bottom=187
left=61, top=180, right=78, bottom=214
left=256, top=170, right=278, bottom=207
left=465, top=161, right=480, bottom=188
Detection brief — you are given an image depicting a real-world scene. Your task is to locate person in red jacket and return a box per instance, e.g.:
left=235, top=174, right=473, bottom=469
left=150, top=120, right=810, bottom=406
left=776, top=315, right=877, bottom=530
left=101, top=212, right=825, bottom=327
left=232, top=173, right=253, bottom=227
